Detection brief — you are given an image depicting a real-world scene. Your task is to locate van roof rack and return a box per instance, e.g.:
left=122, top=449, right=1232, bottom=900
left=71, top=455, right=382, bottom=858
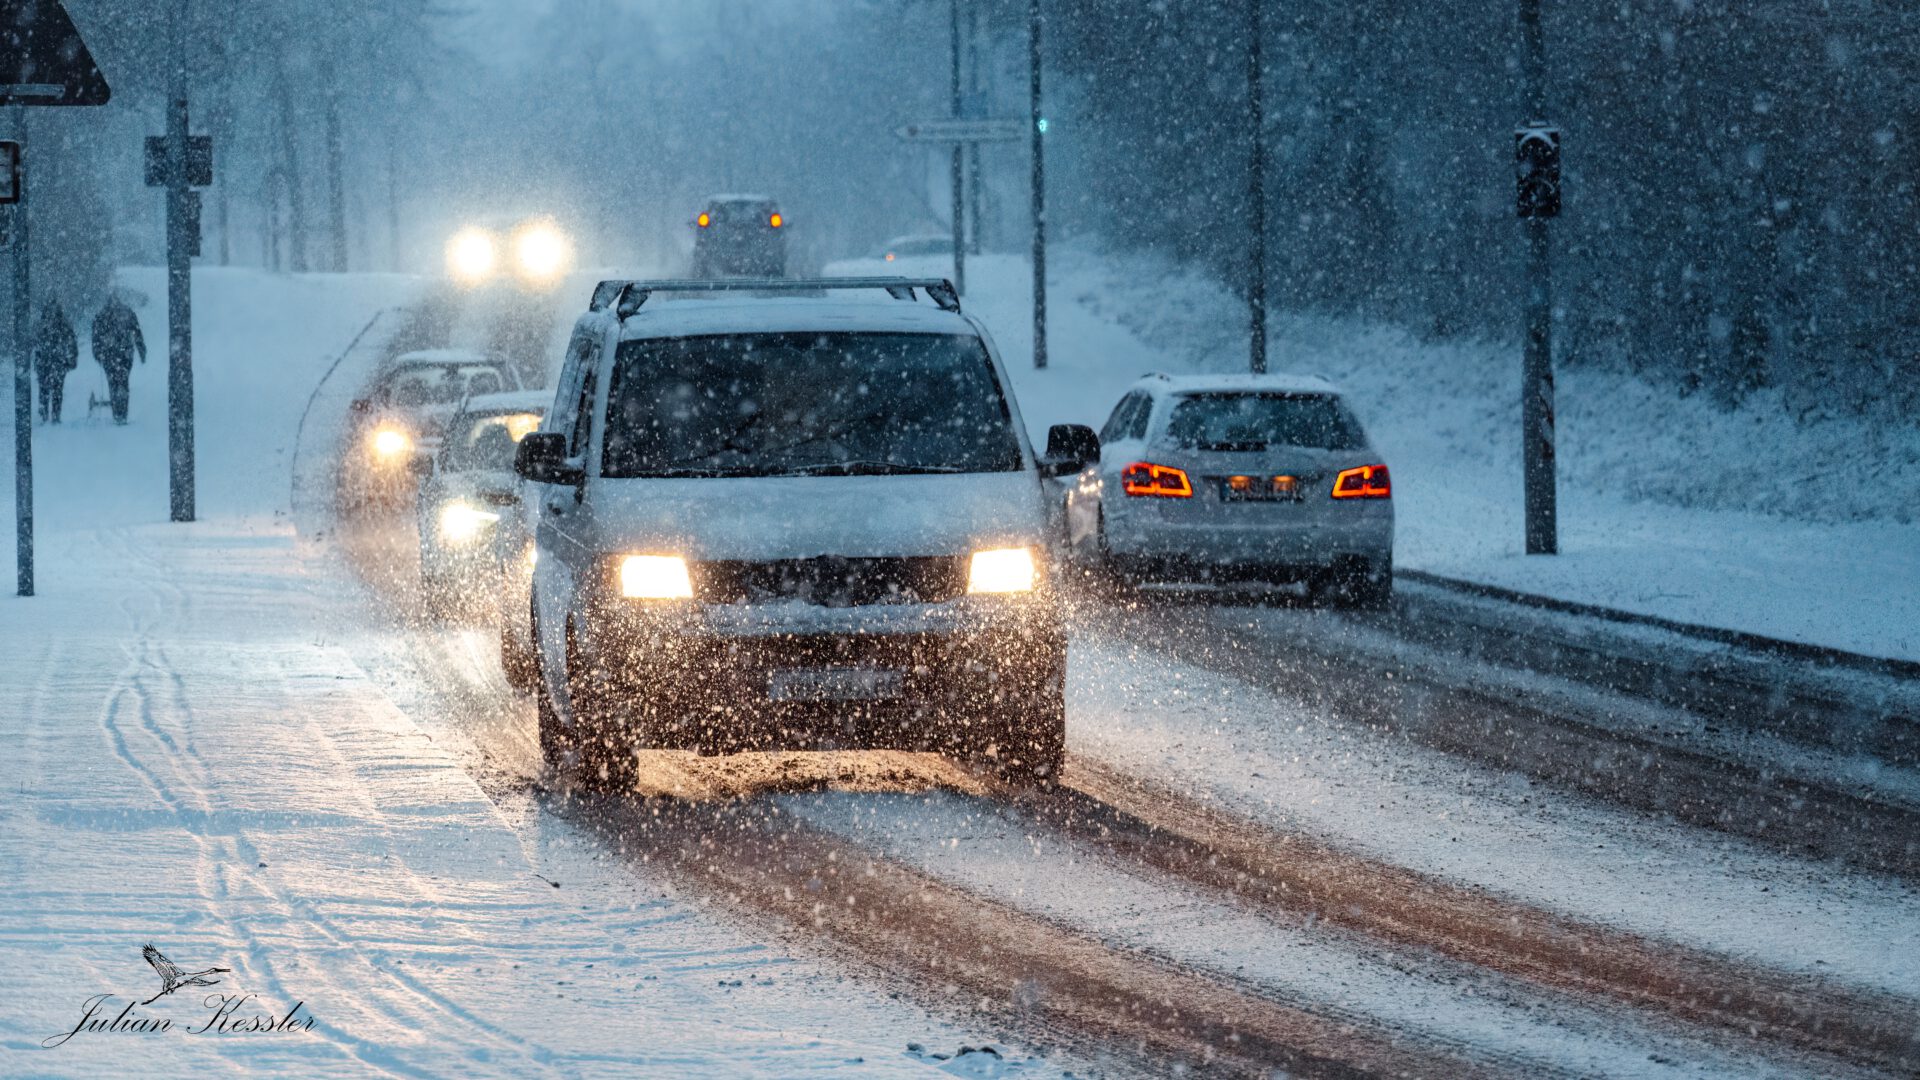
left=588, top=277, right=961, bottom=318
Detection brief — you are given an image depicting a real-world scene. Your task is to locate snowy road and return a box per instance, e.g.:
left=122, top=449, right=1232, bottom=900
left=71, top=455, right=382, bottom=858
left=304, top=285, right=1920, bottom=1077
left=7, top=270, right=1918, bottom=1078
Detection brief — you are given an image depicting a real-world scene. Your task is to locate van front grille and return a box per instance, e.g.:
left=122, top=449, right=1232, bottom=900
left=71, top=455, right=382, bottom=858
left=696, top=556, right=967, bottom=607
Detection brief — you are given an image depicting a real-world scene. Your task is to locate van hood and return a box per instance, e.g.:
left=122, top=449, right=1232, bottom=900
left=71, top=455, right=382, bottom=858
left=586, top=471, right=1047, bottom=561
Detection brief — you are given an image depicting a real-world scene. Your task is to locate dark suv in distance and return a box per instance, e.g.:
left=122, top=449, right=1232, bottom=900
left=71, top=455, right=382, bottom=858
left=692, top=195, right=787, bottom=278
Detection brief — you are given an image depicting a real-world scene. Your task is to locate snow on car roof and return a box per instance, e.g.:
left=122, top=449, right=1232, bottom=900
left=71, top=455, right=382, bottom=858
left=1140, top=371, right=1345, bottom=397
left=463, top=389, right=549, bottom=413
left=618, top=297, right=976, bottom=341
left=391, top=348, right=492, bottom=367
left=704, top=193, right=777, bottom=205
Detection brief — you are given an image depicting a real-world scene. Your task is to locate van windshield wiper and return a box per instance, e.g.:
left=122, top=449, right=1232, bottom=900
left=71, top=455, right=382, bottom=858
left=784, top=461, right=966, bottom=476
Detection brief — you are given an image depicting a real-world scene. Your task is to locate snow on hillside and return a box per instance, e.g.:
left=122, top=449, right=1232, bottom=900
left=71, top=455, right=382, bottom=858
left=828, top=249, right=1919, bottom=662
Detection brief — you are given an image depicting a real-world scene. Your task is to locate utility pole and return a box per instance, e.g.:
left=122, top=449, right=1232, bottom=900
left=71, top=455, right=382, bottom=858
left=7, top=119, right=31, bottom=596
left=166, top=0, right=195, bottom=522
left=966, top=0, right=984, bottom=256
left=1247, top=0, right=1267, bottom=374
left=948, top=0, right=966, bottom=297
left=324, top=64, right=347, bottom=272
left=1517, top=0, right=1557, bottom=554
left=1029, top=0, right=1046, bottom=369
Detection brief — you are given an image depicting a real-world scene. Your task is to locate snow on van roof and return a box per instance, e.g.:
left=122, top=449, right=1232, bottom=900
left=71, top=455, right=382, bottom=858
left=618, top=296, right=976, bottom=341
left=463, top=389, right=549, bottom=413
left=1138, top=371, right=1345, bottom=396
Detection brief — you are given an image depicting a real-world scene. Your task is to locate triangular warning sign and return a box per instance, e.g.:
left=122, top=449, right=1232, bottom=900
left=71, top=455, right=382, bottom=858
left=0, top=0, right=112, bottom=106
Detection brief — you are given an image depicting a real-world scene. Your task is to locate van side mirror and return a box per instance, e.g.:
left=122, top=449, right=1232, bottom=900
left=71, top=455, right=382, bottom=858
left=514, top=432, right=584, bottom=486
left=1040, top=424, right=1100, bottom=478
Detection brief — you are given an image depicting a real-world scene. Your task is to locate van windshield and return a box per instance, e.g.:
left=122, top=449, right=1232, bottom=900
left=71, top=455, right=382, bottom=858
left=601, top=332, right=1024, bottom=478
left=1165, top=392, right=1365, bottom=451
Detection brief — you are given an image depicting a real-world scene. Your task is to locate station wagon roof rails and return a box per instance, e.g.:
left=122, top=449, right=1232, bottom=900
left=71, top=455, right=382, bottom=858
left=588, top=277, right=961, bottom=318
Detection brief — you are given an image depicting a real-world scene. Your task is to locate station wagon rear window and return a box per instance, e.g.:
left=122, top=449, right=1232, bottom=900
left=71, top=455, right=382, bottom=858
left=1165, top=392, right=1365, bottom=452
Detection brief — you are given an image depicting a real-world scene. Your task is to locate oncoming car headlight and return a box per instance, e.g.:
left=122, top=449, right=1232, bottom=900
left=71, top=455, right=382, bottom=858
left=967, top=547, right=1037, bottom=594
left=370, top=427, right=413, bottom=461
left=446, top=226, right=497, bottom=284
left=512, top=220, right=571, bottom=285
left=437, top=502, right=500, bottom=544
left=619, top=555, right=693, bottom=600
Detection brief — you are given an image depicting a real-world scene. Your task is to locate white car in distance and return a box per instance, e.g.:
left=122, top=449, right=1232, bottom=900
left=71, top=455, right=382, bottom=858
left=1065, top=373, right=1394, bottom=607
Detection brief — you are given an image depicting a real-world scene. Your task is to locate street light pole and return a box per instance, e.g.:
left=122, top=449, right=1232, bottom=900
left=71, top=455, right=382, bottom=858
left=1247, top=0, right=1267, bottom=374
left=1029, top=0, right=1046, bottom=369
left=8, top=113, right=31, bottom=596
left=949, top=0, right=966, bottom=297
left=1519, top=0, right=1555, bottom=554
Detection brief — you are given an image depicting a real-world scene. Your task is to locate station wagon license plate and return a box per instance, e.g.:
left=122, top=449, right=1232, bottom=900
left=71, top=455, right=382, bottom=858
left=768, top=667, right=905, bottom=703
left=1220, top=475, right=1302, bottom=502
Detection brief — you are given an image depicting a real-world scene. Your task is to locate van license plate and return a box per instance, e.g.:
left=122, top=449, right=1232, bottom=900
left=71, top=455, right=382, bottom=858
left=769, top=668, right=905, bottom=702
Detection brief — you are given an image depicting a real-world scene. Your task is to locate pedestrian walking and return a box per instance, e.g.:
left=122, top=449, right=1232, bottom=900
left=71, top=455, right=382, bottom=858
left=90, top=294, right=146, bottom=426
left=32, top=300, right=79, bottom=424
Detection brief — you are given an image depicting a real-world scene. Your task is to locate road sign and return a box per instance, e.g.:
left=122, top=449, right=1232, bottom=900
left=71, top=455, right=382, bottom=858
left=144, top=135, right=213, bottom=188
left=0, top=142, right=17, bottom=204
left=0, top=0, right=112, bottom=106
left=895, top=118, right=1027, bottom=143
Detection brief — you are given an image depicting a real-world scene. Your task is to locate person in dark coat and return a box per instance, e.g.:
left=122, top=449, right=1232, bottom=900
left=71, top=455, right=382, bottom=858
left=32, top=301, right=79, bottom=424
left=90, top=295, right=146, bottom=426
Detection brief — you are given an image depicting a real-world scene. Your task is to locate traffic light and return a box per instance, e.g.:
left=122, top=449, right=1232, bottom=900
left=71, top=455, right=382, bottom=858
left=1515, top=123, right=1561, bottom=219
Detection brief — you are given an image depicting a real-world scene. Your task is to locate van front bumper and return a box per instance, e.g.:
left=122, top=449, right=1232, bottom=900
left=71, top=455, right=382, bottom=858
left=569, top=595, right=1065, bottom=751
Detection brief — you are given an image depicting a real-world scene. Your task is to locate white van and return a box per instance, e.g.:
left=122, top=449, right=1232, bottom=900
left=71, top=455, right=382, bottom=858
left=515, top=279, right=1099, bottom=787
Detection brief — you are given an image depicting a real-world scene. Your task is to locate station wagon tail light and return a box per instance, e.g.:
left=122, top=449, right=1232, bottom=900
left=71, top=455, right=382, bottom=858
left=1122, top=462, right=1192, bottom=498
left=768, top=213, right=784, bottom=228
left=619, top=555, right=694, bottom=599
left=1331, top=464, right=1391, bottom=499
left=968, top=547, right=1037, bottom=594
left=696, top=212, right=711, bottom=227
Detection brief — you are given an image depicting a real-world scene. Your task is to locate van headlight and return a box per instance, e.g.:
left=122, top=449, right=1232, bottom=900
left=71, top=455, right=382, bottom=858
left=437, top=502, right=500, bottom=544
left=619, top=555, right=694, bottom=599
left=967, top=547, right=1037, bottom=594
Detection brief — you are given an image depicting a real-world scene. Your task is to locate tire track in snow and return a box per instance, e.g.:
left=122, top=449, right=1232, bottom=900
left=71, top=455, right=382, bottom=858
left=1033, top=759, right=1920, bottom=1076
left=88, top=526, right=553, bottom=1078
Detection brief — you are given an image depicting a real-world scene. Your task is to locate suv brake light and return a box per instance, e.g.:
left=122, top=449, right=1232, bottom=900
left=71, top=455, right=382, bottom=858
left=1331, top=464, right=1391, bottom=499
left=1122, top=462, right=1192, bottom=498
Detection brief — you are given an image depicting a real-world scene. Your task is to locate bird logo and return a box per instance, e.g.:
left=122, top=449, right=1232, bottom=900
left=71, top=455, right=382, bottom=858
left=140, top=945, right=231, bottom=1005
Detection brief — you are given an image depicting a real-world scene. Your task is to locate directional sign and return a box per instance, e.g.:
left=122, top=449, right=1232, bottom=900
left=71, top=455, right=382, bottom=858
left=895, top=118, right=1028, bottom=143
left=144, top=135, right=213, bottom=188
left=0, top=0, right=112, bottom=106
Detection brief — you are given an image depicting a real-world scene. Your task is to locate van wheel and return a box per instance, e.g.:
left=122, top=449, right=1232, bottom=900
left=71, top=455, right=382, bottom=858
left=981, top=681, right=1067, bottom=789
left=536, top=680, right=579, bottom=776
left=500, top=617, right=538, bottom=693
left=564, top=622, right=635, bottom=789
